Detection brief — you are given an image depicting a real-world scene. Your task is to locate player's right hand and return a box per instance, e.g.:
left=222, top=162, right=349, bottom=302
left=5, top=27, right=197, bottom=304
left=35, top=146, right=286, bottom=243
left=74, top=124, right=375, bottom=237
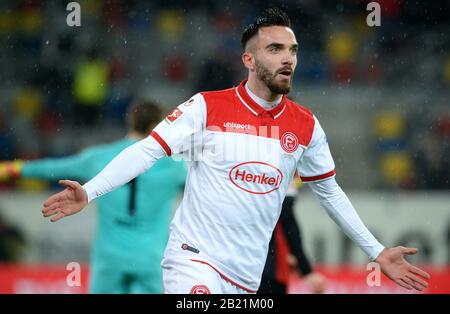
left=42, top=180, right=88, bottom=222
left=0, top=160, right=23, bottom=181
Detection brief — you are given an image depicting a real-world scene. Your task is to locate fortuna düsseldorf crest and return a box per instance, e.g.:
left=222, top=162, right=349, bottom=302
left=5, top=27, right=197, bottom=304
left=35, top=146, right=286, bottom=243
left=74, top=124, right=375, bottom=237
left=280, top=132, right=299, bottom=153
left=190, top=285, right=211, bottom=294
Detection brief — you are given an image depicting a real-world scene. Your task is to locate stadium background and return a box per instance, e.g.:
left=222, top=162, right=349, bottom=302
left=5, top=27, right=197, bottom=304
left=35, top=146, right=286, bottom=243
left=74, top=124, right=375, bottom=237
left=0, top=0, right=449, bottom=293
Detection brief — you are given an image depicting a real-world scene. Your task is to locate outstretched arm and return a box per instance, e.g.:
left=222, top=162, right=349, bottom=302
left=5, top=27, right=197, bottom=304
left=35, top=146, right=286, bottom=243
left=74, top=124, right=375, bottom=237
left=307, top=177, right=430, bottom=291
left=297, top=115, right=429, bottom=291
left=1, top=145, right=107, bottom=183
left=10, top=148, right=98, bottom=182
left=82, top=136, right=165, bottom=202
left=42, top=93, right=206, bottom=222
left=42, top=136, right=165, bottom=221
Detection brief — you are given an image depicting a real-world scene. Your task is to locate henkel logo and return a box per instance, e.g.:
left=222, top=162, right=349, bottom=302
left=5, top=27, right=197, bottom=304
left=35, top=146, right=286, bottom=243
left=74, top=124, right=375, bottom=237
left=281, top=132, right=299, bottom=153
left=165, top=108, right=183, bottom=124
left=229, top=161, right=283, bottom=194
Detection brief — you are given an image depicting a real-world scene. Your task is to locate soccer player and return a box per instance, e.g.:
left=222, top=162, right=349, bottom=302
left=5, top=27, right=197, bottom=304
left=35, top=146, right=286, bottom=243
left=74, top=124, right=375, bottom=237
left=41, top=8, right=430, bottom=293
left=259, top=177, right=326, bottom=294
left=1, top=101, right=187, bottom=293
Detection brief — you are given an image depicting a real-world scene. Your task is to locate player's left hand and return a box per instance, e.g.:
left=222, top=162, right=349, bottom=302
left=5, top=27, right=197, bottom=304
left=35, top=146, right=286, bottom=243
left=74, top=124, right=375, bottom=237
left=375, top=246, right=430, bottom=291
left=287, top=254, right=298, bottom=271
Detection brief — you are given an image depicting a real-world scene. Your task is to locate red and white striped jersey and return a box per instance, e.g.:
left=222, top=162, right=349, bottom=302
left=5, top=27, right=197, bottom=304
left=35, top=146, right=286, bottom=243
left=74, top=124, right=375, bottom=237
left=151, top=80, right=336, bottom=292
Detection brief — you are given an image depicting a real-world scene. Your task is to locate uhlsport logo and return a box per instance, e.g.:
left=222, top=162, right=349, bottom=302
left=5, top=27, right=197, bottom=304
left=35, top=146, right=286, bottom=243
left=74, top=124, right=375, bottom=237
left=229, top=161, right=283, bottom=194
left=223, top=122, right=252, bottom=130
left=280, top=132, right=299, bottom=153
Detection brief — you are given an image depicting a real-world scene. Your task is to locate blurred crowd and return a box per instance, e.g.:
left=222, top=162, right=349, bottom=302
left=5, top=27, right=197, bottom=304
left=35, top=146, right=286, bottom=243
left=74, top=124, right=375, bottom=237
left=373, top=110, right=450, bottom=189
left=0, top=0, right=448, bottom=190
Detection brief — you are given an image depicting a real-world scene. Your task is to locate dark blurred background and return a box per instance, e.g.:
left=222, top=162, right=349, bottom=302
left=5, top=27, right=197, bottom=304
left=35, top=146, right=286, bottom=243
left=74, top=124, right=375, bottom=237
left=0, top=0, right=448, bottom=190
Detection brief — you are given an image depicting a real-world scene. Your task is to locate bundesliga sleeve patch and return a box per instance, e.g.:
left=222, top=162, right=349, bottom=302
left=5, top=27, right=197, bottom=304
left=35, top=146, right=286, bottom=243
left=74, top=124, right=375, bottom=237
left=165, top=108, right=183, bottom=124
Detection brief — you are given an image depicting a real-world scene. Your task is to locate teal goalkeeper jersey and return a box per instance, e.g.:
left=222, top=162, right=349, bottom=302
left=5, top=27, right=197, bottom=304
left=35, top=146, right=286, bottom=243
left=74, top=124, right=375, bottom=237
left=23, top=138, right=187, bottom=272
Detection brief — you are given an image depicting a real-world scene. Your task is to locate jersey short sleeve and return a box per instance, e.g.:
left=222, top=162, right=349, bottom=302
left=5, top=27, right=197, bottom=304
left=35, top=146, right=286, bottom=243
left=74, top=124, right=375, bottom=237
left=150, top=93, right=206, bottom=156
left=297, top=115, right=336, bottom=182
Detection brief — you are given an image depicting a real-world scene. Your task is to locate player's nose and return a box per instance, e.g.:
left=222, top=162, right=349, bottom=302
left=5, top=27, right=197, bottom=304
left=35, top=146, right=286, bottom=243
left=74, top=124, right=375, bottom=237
left=281, top=54, right=295, bottom=66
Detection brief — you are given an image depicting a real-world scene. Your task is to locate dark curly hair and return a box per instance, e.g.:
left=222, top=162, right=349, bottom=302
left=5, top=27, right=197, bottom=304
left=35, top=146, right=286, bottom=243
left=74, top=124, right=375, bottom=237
left=241, top=8, right=292, bottom=50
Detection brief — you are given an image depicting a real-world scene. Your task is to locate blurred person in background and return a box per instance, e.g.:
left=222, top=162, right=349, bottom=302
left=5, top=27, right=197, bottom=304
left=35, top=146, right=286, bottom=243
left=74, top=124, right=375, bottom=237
left=73, top=48, right=110, bottom=127
left=0, top=213, right=25, bottom=262
left=412, top=115, right=450, bottom=190
left=0, top=100, right=187, bottom=293
left=259, top=177, right=326, bottom=294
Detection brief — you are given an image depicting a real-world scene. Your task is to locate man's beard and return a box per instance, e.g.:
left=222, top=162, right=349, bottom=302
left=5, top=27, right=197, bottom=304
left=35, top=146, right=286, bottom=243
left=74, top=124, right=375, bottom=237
left=255, top=59, right=293, bottom=94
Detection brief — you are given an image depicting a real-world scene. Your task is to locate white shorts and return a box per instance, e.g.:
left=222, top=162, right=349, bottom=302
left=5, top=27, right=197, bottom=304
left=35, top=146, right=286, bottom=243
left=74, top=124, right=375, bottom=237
left=162, top=254, right=253, bottom=294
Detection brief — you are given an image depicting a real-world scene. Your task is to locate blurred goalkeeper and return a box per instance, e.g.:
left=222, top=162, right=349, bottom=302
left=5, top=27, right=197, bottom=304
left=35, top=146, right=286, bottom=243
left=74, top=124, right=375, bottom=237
left=0, top=101, right=187, bottom=293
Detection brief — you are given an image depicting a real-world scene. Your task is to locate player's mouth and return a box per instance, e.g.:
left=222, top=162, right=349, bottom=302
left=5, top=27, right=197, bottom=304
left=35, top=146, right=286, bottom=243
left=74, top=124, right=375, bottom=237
left=277, top=69, right=292, bottom=80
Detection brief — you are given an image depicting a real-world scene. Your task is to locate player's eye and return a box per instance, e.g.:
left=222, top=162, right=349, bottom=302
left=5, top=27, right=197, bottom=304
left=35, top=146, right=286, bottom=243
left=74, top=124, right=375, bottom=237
left=269, top=46, right=281, bottom=53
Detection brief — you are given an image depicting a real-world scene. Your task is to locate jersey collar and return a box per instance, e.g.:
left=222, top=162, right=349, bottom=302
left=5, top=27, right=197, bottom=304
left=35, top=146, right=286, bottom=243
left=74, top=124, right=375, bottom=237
left=235, top=80, right=287, bottom=119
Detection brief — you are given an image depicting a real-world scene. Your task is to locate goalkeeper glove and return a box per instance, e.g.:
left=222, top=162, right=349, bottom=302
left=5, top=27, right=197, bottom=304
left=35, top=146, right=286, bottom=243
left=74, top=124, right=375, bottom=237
left=0, top=160, right=24, bottom=181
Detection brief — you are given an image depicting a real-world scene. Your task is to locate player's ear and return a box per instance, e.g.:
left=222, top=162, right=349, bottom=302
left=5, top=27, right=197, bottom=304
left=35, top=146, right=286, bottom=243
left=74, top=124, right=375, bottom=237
left=242, top=51, right=255, bottom=71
